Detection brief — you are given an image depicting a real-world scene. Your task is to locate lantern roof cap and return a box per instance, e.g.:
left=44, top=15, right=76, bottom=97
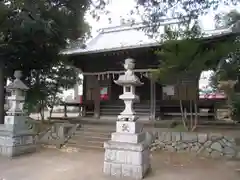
left=114, top=58, right=143, bottom=86
left=5, top=70, right=29, bottom=91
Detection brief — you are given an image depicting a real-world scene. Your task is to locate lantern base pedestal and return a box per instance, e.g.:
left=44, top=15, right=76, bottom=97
left=0, top=126, right=36, bottom=157
left=0, top=115, right=37, bottom=157
left=103, top=121, right=150, bottom=179
left=103, top=140, right=150, bottom=179
left=4, top=115, right=30, bottom=133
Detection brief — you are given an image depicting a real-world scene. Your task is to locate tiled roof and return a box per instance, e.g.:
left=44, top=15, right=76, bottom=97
left=60, top=19, right=235, bottom=56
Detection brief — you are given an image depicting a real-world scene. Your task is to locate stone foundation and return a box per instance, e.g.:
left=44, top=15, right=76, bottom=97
left=104, top=141, right=150, bottom=179
left=0, top=131, right=36, bottom=157
left=103, top=121, right=150, bottom=179
left=151, top=131, right=240, bottom=158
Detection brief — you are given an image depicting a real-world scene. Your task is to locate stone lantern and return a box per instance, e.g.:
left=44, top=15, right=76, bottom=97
left=4, top=70, right=29, bottom=130
left=0, top=70, right=36, bottom=157
left=103, top=59, right=150, bottom=179
left=114, top=58, right=143, bottom=121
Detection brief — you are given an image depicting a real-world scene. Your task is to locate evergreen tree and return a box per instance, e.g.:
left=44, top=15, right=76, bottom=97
left=151, top=18, right=239, bottom=131
left=0, top=0, right=107, bottom=122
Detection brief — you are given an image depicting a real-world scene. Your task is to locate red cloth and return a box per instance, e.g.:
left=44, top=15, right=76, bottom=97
left=100, top=87, right=109, bottom=101
left=79, top=95, right=82, bottom=104
left=100, top=94, right=109, bottom=101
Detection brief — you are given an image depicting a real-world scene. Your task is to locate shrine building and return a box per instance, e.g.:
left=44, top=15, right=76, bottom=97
left=60, top=19, right=237, bottom=121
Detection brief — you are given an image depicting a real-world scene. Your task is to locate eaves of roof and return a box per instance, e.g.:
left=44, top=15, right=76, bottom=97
left=60, top=21, right=238, bottom=56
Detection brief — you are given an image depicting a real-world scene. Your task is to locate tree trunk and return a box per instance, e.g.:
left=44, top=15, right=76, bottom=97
left=40, top=108, right=44, bottom=121
left=190, top=100, right=193, bottom=129
left=39, top=100, right=45, bottom=121
left=48, top=95, right=57, bottom=121
left=180, top=100, right=187, bottom=130
left=0, top=58, right=5, bottom=124
left=48, top=85, right=59, bottom=121
left=49, top=107, right=53, bottom=120
left=191, top=101, right=198, bottom=131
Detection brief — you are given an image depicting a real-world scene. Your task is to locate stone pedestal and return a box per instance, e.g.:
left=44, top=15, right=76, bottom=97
left=0, top=127, right=36, bottom=157
left=103, top=121, right=150, bottom=179
left=0, top=114, right=37, bottom=157
left=0, top=70, right=36, bottom=157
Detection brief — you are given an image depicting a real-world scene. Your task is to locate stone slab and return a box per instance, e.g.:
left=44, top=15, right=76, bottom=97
left=104, top=140, right=148, bottom=151
left=0, top=132, right=36, bottom=157
left=0, top=134, right=35, bottom=145
left=104, top=148, right=150, bottom=165
left=104, top=144, right=150, bottom=179
left=103, top=161, right=149, bottom=179
left=0, top=144, right=37, bottom=157
left=111, top=132, right=146, bottom=143
left=116, top=121, right=143, bottom=134
left=4, top=115, right=29, bottom=132
left=118, top=115, right=139, bottom=122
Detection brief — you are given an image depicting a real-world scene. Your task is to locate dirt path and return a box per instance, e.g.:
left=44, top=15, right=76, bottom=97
left=0, top=149, right=239, bottom=180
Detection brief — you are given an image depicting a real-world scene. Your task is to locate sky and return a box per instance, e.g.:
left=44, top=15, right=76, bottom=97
left=65, top=0, right=240, bottom=98
left=86, top=0, right=240, bottom=35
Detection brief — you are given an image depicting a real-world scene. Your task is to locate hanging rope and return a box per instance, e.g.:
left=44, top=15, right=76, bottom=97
left=82, top=69, right=155, bottom=76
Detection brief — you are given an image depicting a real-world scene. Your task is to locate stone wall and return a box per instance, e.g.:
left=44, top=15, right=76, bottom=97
left=151, top=131, right=240, bottom=159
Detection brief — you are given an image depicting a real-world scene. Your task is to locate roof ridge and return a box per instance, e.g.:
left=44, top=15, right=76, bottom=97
left=98, top=17, right=183, bottom=34
left=98, top=22, right=144, bottom=34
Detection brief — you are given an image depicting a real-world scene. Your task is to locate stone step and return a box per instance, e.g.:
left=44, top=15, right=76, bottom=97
left=74, top=131, right=112, bottom=139
left=62, top=144, right=105, bottom=152
left=69, top=135, right=110, bottom=142
left=75, top=128, right=114, bottom=135
left=68, top=138, right=105, bottom=145
left=79, top=125, right=116, bottom=132
left=65, top=124, right=113, bottom=150
left=67, top=140, right=105, bottom=150
left=65, top=124, right=154, bottom=151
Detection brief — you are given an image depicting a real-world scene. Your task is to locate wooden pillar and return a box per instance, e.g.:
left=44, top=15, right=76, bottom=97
left=74, top=83, right=79, bottom=100
left=82, top=75, right=86, bottom=102
left=150, top=77, right=156, bottom=120
left=64, top=104, right=67, bottom=117
left=93, top=86, right=100, bottom=118
left=78, top=104, right=82, bottom=117
left=91, top=75, right=100, bottom=118
left=82, top=75, right=87, bottom=117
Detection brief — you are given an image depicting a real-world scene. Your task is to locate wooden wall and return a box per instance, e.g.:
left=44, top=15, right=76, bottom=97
left=84, top=75, right=199, bottom=102
left=162, top=82, right=199, bottom=100
left=85, top=75, right=98, bottom=101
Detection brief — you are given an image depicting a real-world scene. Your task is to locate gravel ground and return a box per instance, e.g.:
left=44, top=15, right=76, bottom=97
left=0, top=148, right=239, bottom=180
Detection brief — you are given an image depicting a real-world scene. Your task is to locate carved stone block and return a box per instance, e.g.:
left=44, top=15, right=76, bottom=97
left=111, top=163, right=122, bottom=177
left=104, top=141, right=150, bottom=179
left=4, top=116, right=29, bottom=132
left=111, top=132, right=145, bottom=144
left=0, top=133, right=36, bottom=157
left=103, top=162, right=111, bottom=175
left=116, top=121, right=143, bottom=134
